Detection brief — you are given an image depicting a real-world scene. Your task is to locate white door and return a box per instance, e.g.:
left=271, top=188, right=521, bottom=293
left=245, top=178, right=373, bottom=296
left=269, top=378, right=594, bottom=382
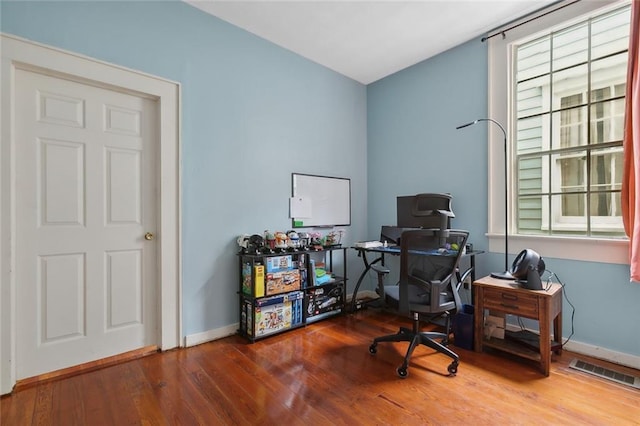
left=15, top=68, right=158, bottom=379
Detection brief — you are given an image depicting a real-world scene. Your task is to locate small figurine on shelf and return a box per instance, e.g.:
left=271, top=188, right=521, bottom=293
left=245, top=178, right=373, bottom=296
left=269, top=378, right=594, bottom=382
left=309, top=231, right=323, bottom=251
left=248, top=234, right=264, bottom=255
left=236, top=234, right=250, bottom=254
left=260, top=239, right=274, bottom=254
left=298, top=232, right=310, bottom=250
left=264, top=230, right=276, bottom=253
left=325, top=230, right=343, bottom=247
left=274, top=231, right=288, bottom=253
left=286, top=230, right=300, bottom=251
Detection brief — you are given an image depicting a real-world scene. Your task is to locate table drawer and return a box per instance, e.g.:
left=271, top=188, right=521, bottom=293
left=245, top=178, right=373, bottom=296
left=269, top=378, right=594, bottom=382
left=482, top=288, right=538, bottom=317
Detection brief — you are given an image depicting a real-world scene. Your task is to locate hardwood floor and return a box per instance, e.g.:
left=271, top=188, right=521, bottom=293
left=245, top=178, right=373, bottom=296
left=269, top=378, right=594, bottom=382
left=2, top=309, right=639, bottom=425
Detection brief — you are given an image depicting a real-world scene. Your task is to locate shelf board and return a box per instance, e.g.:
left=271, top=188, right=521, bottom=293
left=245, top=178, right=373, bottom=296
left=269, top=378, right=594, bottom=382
left=306, top=310, right=342, bottom=323
left=483, top=337, right=542, bottom=362
left=504, top=330, right=562, bottom=353
left=241, top=323, right=306, bottom=342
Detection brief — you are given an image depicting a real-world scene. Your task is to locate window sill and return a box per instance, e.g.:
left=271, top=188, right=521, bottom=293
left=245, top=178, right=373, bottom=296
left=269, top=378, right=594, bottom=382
left=487, top=233, right=628, bottom=265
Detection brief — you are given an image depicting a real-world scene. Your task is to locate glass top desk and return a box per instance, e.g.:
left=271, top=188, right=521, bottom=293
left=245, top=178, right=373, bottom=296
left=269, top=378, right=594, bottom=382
left=350, top=245, right=484, bottom=312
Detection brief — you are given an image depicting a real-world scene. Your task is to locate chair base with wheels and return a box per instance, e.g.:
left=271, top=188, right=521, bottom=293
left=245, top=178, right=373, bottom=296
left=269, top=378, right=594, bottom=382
left=367, top=228, right=468, bottom=378
left=369, top=311, right=459, bottom=378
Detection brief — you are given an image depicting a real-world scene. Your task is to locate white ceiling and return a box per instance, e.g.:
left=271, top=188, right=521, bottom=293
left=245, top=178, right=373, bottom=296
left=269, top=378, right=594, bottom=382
left=185, top=0, right=556, bottom=84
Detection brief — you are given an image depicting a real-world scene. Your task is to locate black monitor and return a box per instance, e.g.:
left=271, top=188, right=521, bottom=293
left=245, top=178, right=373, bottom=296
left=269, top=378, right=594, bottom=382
left=379, top=225, right=420, bottom=246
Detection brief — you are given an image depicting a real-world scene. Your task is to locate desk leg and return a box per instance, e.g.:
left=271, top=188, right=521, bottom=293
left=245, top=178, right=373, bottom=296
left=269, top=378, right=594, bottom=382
left=473, top=286, right=484, bottom=353
left=539, top=300, right=551, bottom=377
left=470, top=255, right=477, bottom=282
left=553, top=314, right=562, bottom=355
left=350, top=251, right=382, bottom=312
left=350, top=266, right=369, bottom=312
left=343, top=248, right=348, bottom=314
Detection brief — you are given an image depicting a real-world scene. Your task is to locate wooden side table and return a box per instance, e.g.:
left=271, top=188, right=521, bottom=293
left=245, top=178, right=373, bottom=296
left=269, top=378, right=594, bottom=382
left=473, top=275, right=563, bottom=376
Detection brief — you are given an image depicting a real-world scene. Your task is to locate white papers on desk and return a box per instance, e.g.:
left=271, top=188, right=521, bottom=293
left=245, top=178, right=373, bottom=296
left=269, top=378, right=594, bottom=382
left=354, top=241, right=383, bottom=248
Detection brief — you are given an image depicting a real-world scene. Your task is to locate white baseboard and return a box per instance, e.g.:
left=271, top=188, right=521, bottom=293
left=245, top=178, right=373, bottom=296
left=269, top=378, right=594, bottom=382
left=563, top=340, right=640, bottom=370
left=504, top=324, right=640, bottom=370
left=184, top=323, right=238, bottom=347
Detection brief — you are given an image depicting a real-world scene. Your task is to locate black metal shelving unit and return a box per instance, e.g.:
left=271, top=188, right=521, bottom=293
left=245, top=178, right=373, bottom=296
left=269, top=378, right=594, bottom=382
left=238, top=246, right=347, bottom=342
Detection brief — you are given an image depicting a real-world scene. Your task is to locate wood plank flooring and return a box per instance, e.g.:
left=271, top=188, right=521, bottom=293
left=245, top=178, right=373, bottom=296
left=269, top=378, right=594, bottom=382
left=2, top=309, right=639, bottom=425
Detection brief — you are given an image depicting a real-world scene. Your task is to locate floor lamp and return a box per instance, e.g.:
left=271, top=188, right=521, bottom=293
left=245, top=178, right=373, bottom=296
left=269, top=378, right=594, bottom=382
left=456, top=118, right=513, bottom=280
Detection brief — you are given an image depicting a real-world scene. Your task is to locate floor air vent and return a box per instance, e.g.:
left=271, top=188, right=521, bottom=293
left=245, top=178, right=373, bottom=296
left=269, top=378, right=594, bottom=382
left=569, top=359, right=640, bottom=389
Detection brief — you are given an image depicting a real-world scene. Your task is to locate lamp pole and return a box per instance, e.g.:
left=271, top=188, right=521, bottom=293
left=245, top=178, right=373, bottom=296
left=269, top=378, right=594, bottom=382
left=456, top=118, right=513, bottom=280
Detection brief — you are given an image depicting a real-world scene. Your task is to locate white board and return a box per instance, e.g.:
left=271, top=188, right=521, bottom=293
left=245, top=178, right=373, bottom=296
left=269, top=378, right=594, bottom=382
left=291, top=173, right=351, bottom=228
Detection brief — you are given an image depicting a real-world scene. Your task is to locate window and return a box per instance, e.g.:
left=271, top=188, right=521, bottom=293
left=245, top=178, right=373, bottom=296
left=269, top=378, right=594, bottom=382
left=487, top=0, right=631, bottom=264
left=513, top=4, right=630, bottom=238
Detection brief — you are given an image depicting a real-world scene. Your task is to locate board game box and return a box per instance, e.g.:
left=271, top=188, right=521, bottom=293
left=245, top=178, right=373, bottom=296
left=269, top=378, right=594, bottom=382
left=305, top=283, right=343, bottom=318
left=266, top=269, right=301, bottom=296
left=244, top=291, right=303, bottom=338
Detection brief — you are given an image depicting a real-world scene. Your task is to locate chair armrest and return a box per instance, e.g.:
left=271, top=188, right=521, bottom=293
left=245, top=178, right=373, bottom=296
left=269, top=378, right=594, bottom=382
left=371, top=264, right=390, bottom=275
left=410, top=274, right=455, bottom=311
left=370, top=264, right=391, bottom=302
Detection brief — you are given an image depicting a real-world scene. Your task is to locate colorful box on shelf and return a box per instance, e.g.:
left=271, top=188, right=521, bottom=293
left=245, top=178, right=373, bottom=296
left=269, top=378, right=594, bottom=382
left=266, top=269, right=301, bottom=295
left=241, top=263, right=266, bottom=296
left=266, top=255, right=294, bottom=273
left=243, top=291, right=304, bottom=338
left=305, top=283, right=343, bottom=318
left=242, top=262, right=252, bottom=294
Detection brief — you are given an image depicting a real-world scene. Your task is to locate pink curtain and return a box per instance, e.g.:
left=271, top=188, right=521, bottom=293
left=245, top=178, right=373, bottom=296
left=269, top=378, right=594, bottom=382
left=622, top=0, right=640, bottom=281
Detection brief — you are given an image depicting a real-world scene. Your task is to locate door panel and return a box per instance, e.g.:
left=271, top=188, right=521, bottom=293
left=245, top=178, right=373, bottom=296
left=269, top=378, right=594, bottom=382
left=39, top=139, right=85, bottom=226
left=39, top=253, right=85, bottom=342
left=15, top=68, right=158, bottom=379
left=106, top=249, right=142, bottom=328
left=106, top=149, right=141, bottom=224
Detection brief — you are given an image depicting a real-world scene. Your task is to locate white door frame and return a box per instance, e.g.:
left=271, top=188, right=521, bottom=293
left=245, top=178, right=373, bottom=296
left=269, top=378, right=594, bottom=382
left=0, top=34, right=182, bottom=394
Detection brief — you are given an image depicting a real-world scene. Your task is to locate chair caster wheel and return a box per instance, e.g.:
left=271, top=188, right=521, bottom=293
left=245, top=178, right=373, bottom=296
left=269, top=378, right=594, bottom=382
left=447, top=361, right=459, bottom=376
left=369, top=344, right=377, bottom=354
left=396, top=366, right=408, bottom=378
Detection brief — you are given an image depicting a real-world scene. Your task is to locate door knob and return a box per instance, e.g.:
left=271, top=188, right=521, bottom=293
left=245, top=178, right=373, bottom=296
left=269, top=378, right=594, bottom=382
left=144, top=232, right=154, bottom=241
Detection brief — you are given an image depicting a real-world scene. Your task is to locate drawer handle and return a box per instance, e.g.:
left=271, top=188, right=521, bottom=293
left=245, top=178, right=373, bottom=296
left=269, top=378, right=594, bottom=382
left=501, top=293, right=519, bottom=301
left=501, top=303, right=519, bottom=310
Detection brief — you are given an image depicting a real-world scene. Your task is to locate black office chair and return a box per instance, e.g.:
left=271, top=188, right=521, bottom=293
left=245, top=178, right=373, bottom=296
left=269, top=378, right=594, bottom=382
left=368, top=228, right=469, bottom=378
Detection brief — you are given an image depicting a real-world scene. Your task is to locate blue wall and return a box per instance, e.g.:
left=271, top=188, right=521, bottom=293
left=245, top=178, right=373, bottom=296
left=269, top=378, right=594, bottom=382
left=367, top=39, right=640, bottom=358
left=1, top=1, right=368, bottom=337
left=3, top=1, right=639, bottom=359
left=367, top=40, right=488, bottom=246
